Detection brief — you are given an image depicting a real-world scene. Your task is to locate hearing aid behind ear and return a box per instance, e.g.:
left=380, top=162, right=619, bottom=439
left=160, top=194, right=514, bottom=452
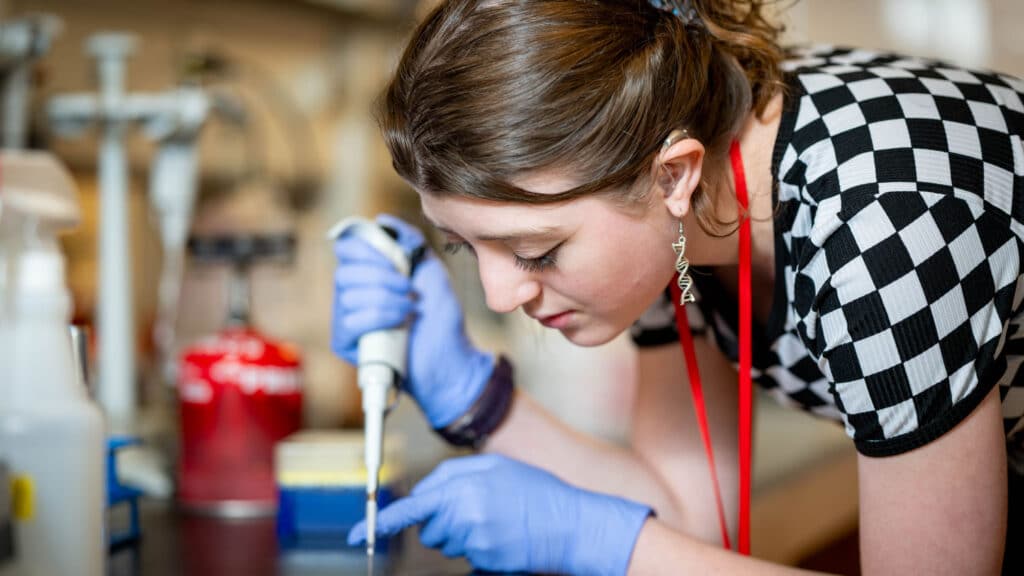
left=659, top=129, right=690, bottom=195
left=663, top=128, right=689, bottom=149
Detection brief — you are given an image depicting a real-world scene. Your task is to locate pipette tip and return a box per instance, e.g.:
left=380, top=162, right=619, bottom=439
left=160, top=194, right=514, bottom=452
left=366, top=491, right=377, bottom=569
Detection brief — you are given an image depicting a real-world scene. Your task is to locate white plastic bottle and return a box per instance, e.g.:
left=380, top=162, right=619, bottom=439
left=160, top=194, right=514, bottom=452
left=0, top=154, right=106, bottom=576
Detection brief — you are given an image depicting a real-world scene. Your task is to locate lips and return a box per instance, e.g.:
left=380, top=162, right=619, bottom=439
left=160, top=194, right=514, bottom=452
left=536, top=310, right=574, bottom=329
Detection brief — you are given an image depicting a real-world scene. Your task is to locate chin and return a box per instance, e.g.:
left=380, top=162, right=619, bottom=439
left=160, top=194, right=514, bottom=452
left=558, top=323, right=622, bottom=348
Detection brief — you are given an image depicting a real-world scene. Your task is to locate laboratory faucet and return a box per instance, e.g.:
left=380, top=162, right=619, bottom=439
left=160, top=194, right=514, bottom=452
left=0, top=14, right=61, bottom=148
left=47, top=33, right=213, bottom=428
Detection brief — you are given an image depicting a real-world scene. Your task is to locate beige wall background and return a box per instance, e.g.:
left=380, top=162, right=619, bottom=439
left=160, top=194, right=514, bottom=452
left=784, top=0, right=1023, bottom=76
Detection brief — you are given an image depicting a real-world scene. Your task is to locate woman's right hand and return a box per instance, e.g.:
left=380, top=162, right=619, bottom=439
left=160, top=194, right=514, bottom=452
left=330, top=214, right=495, bottom=429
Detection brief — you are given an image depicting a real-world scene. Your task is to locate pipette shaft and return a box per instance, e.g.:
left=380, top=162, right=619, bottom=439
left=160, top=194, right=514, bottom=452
left=366, top=492, right=377, bottom=560
left=362, top=369, right=388, bottom=566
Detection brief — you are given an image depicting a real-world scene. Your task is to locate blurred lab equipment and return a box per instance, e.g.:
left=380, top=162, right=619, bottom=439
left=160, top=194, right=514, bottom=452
left=107, top=436, right=145, bottom=550
left=176, top=508, right=278, bottom=576
left=0, top=463, right=12, bottom=565
left=69, top=323, right=91, bottom=395
left=328, top=216, right=414, bottom=566
left=47, top=32, right=213, bottom=429
left=69, top=324, right=145, bottom=550
left=0, top=14, right=61, bottom=149
left=147, top=91, right=214, bottom=389
left=0, top=150, right=105, bottom=576
left=274, top=430, right=404, bottom=559
left=176, top=233, right=303, bottom=517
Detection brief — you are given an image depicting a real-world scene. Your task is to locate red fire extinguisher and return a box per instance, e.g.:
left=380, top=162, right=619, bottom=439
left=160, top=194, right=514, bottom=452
left=176, top=233, right=303, bottom=516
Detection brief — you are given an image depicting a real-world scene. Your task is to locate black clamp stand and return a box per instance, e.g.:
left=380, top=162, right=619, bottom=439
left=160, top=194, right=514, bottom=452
left=187, top=233, right=297, bottom=326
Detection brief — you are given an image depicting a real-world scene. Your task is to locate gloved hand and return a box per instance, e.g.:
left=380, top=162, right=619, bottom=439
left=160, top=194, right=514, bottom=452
left=348, top=454, right=653, bottom=576
left=331, top=214, right=495, bottom=428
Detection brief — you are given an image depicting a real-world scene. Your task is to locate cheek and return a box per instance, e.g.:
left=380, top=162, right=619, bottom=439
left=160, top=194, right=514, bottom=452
left=558, top=223, right=674, bottom=314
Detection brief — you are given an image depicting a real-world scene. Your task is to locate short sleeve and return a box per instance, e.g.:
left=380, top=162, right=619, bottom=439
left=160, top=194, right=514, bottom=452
left=630, top=283, right=708, bottom=348
left=799, top=192, right=1022, bottom=456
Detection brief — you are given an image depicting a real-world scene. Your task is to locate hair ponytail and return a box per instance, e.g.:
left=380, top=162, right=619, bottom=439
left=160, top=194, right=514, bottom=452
left=687, top=1, right=787, bottom=114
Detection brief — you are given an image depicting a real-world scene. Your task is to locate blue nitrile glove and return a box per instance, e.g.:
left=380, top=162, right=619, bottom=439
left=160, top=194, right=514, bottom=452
left=347, top=454, right=653, bottom=576
left=331, top=214, right=496, bottom=428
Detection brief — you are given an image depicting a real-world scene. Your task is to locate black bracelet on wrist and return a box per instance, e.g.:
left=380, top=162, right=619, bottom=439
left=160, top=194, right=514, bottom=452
left=435, top=355, right=515, bottom=449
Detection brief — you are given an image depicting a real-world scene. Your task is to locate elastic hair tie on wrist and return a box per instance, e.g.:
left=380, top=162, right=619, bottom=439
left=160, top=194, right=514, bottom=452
left=435, top=355, right=515, bottom=449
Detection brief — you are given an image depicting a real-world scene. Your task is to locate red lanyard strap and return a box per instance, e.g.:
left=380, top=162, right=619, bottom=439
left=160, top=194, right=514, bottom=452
left=732, top=139, right=753, bottom=556
left=670, top=282, right=732, bottom=550
left=671, top=140, right=753, bottom=555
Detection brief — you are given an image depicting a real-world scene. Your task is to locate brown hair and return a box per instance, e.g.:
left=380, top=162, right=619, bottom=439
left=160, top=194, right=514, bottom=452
left=377, top=0, right=787, bottom=233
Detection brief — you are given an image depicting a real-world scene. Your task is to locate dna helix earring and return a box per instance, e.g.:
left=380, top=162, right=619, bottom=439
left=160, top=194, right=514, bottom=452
left=672, top=220, right=696, bottom=305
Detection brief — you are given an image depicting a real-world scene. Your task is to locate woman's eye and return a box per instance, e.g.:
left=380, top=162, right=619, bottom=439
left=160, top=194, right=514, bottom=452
left=445, top=239, right=561, bottom=273
left=443, top=241, right=474, bottom=256
left=513, top=243, right=562, bottom=273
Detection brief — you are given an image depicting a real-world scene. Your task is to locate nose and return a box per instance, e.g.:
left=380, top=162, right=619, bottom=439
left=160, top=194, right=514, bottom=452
left=477, top=252, right=541, bottom=314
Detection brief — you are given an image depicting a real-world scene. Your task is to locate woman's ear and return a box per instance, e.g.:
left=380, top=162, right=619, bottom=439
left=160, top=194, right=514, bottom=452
left=655, top=135, right=705, bottom=220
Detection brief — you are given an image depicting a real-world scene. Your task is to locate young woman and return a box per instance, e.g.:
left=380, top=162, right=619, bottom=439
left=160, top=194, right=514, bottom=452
left=331, top=1, right=1023, bottom=573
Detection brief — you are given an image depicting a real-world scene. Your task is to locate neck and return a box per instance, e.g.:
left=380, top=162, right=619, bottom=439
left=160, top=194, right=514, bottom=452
left=685, top=92, right=783, bottom=270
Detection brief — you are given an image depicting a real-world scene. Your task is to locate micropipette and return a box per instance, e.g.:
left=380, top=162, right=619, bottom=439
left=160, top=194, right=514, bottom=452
left=327, top=217, right=412, bottom=570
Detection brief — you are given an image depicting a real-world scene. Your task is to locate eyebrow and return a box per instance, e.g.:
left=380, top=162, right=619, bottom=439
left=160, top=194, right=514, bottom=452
left=428, top=219, right=560, bottom=242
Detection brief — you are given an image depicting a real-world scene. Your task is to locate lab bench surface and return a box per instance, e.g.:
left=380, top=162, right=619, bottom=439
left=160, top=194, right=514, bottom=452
left=107, top=500, right=473, bottom=576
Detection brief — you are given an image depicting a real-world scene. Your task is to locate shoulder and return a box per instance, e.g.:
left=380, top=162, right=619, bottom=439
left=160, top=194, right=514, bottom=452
left=778, top=45, right=1024, bottom=146
left=785, top=190, right=1022, bottom=455
left=772, top=45, right=1024, bottom=216
left=789, top=191, right=1021, bottom=344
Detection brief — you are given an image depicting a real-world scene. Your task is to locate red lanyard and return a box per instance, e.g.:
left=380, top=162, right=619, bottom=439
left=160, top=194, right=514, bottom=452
left=669, top=140, right=753, bottom=554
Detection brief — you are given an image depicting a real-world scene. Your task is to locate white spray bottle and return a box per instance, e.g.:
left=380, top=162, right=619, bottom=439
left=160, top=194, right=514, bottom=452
left=0, top=151, right=106, bottom=576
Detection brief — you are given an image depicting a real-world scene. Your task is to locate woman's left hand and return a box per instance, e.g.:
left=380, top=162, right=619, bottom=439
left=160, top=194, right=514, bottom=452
left=348, top=454, right=652, bottom=576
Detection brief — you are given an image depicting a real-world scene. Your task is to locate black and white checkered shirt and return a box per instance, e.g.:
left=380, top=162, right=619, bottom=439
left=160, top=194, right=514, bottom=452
left=631, top=46, right=1024, bottom=461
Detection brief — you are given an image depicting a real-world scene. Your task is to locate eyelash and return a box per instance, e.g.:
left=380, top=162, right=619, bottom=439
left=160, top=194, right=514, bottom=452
left=442, top=241, right=562, bottom=273
left=443, top=241, right=474, bottom=257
